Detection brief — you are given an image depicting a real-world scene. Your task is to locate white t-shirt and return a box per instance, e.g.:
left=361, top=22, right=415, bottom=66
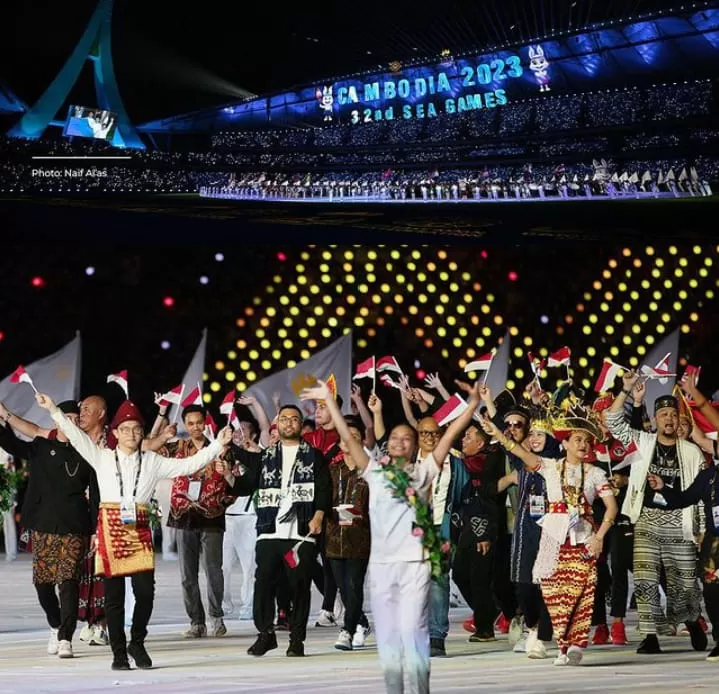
left=257, top=444, right=309, bottom=543
left=426, top=453, right=451, bottom=526
left=363, top=452, right=439, bottom=563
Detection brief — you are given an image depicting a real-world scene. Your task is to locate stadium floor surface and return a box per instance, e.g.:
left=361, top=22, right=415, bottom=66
left=2, top=194, right=717, bottom=243
left=1, top=554, right=717, bottom=694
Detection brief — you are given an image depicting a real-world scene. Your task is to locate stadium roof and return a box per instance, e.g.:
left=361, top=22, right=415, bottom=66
left=1, top=0, right=713, bottom=122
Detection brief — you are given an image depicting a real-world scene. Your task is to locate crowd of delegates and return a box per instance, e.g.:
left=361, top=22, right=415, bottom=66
left=2, top=341, right=719, bottom=692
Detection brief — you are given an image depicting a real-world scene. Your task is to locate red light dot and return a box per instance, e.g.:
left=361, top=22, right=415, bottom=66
left=277, top=252, right=287, bottom=261
left=508, top=271, right=518, bottom=282
left=0, top=331, right=4, bottom=341
left=416, top=369, right=426, bottom=381
left=31, top=276, right=45, bottom=288
left=480, top=250, right=488, bottom=259
left=163, top=296, right=175, bottom=307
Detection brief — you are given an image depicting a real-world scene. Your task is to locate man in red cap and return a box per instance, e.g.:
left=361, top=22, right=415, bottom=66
left=35, top=392, right=232, bottom=672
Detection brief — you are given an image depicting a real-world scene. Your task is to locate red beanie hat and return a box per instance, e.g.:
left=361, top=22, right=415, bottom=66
left=110, top=400, right=146, bottom=431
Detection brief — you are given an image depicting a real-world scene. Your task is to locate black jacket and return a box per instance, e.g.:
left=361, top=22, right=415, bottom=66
left=0, top=425, right=100, bottom=536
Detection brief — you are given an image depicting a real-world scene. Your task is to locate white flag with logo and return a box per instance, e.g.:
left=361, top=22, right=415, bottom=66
left=245, top=333, right=352, bottom=419
left=0, top=333, right=81, bottom=430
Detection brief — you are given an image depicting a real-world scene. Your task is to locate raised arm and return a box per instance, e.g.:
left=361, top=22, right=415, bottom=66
left=350, top=385, right=376, bottom=448
left=152, top=427, right=232, bottom=479
left=0, top=402, right=51, bottom=440
left=480, top=416, right=542, bottom=470
left=682, top=371, right=719, bottom=432
left=142, top=423, right=177, bottom=452
left=300, top=380, right=369, bottom=471
left=424, top=373, right=452, bottom=402
left=0, top=421, right=33, bottom=461
left=432, top=381, right=484, bottom=464
left=367, top=392, right=385, bottom=441
left=237, top=395, right=272, bottom=448
left=605, top=371, right=643, bottom=446
left=400, top=389, right=419, bottom=429
left=38, top=394, right=104, bottom=470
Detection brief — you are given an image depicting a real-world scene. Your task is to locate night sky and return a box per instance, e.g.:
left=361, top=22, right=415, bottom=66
left=1, top=0, right=683, bottom=123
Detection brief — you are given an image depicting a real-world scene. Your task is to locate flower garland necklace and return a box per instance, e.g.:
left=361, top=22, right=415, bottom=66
left=375, top=455, right=450, bottom=580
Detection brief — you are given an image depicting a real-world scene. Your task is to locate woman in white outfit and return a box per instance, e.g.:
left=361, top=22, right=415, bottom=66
left=301, top=380, right=484, bottom=694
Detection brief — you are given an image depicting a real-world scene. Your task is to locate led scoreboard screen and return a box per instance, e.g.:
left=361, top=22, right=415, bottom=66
left=314, top=45, right=551, bottom=125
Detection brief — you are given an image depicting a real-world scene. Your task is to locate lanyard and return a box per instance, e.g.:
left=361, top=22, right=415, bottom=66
left=115, top=448, right=142, bottom=500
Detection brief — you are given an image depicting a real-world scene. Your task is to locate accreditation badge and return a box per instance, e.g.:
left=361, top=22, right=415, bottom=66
left=120, top=497, right=137, bottom=524
left=528, top=495, right=545, bottom=519
left=712, top=505, right=719, bottom=528
left=187, top=480, right=202, bottom=502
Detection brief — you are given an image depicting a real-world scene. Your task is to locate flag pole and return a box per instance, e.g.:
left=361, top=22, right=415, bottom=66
left=372, top=355, right=376, bottom=394
left=172, top=385, right=185, bottom=424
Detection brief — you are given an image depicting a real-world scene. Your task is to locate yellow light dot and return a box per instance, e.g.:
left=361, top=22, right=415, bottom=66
left=690, top=312, right=699, bottom=322
left=354, top=317, right=364, bottom=327
left=481, top=304, right=490, bottom=314
left=308, top=317, right=317, bottom=326
left=203, top=393, right=211, bottom=404
left=314, top=306, right=324, bottom=316
left=272, top=350, right=281, bottom=360
left=589, top=314, right=598, bottom=324
left=215, top=361, right=225, bottom=370
left=637, top=345, right=646, bottom=356
left=506, top=380, right=516, bottom=391
left=587, top=347, right=596, bottom=357
left=259, top=362, right=271, bottom=372
left=646, top=335, right=655, bottom=345
left=240, top=360, right=250, bottom=370
left=622, top=336, right=631, bottom=346
left=476, top=337, right=485, bottom=347
left=210, top=382, right=221, bottom=393
left=482, top=327, right=492, bottom=337
left=657, top=324, right=666, bottom=334
left=236, top=340, right=247, bottom=350
left=681, top=324, right=690, bottom=334
left=605, top=325, right=615, bottom=334
left=523, top=336, right=533, bottom=346
left=610, top=347, right=619, bottom=357
left=452, top=337, right=462, bottom=348
left=668, top=246, right=677, bottom=255
left=247, top=372, right=256, bottom=382
left=300, top=350, right=311, bottom=360
left=260, top=339, right=271, bottom=350
left=583, top=326, right=591, bottom=335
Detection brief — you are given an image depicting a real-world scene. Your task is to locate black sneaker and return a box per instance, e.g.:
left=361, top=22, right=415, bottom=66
left=686, top=621, right=708, bottom=652
left=430, top=638, right=447, bottom=657
left=128, top=642, right=153, bottom=669
left=286, top=639, right=305, bottom=657
left=247, top=631, right=278, bottom=656
left=111, top=657, right=131, bottom=671
left=706, top=643, right=719, bottom=662
left=637, top=635, right=661, bottom=654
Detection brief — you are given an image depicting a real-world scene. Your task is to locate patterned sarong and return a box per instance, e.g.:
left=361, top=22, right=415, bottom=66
left=95, top=502, right=154, bottom=578
left=540, top=543, right=597, bottom=650
left=31, top=531, right=87, bottom=585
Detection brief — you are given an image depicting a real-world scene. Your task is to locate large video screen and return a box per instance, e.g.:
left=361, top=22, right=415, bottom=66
left=63, top=105, right=118, bottom=141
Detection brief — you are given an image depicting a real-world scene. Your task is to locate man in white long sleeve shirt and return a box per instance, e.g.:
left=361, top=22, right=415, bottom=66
left=36, top=393, right=231, bottom=672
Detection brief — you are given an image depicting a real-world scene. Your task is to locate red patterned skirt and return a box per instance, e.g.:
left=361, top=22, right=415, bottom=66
left=540, top=543, right=597, bottom=651
left=78, top=553, right=105, bottom=623
left=95, top=502, right=154, bottom=578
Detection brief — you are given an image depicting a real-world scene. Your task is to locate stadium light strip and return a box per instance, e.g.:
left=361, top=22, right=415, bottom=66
left=30, top=156, right=132, bottom=160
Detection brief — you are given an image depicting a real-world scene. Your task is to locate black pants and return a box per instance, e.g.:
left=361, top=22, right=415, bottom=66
left=453, top=543, right=495, bottom=635
left=591, top=556, right=612, bottom=626
left=329, top=557, right=369, bottom=635
left=36, top=580, right=80, bottom=642
left=254, top=539, right=317, bottom=643
left=317, top=530, right=337, bottom=612
left=492, top=533, right=517, bottom=620
left=610, top=521, right=634, bottom=618
left=703, top=582, right=719, bottom=642
left=104, top=571, right=155, bottom=660
left=515, top=582, right=553, bottom=642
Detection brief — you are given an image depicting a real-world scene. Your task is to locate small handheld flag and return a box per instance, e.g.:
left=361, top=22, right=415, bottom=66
left=9, top=365, right=37, bottom=393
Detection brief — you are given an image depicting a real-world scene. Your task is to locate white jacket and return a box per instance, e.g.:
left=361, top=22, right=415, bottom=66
left=605, top=409, right=704, bottom=540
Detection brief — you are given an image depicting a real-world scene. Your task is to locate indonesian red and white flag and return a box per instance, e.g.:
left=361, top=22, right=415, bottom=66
left=433, top=394, right=469, bottom=427
left=527, top=352, right=546, bottom=377
left=464, top=351, right=494, bottom=373
left=161, top=384, right=184, bottom=405
left=691, top=403, right=719, bottom=440
left=641, top=353, right=675, bottom=383
left=548, top=347, right=571, bottom=368
left=613, top=441, right=640, bottom=472
left=181, top=384, right=202, bottom=408
left=376, top=356, right=403, bottom=374
left=204, top=412, right=218, bottom=441
left=229, top=409, right=240, bottom=431
left=380, top=373, right=401, bottom=389
left=594, top=360, right=622, bottom=393
left=219, top=391, right=235, bottom=416
left=9, top=365, right=36, bottom=391
left=353, top=356, right=376, bottom=380
left=106, top=370, right=129, bottom=399
left=283, top=534, right=312, bottom=568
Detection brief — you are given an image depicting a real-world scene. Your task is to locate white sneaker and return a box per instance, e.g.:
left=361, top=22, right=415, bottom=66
left=57, top=640, right=73, bottom=659
left=553, top=653, right=569, bottom=666
left=334, top=629, right=353, bottom=651
left=182, top=624, right=207, bottom=638
left=89, top=624, right=109, bottom=646
left=526, top=630, right=548, bottom=659
left=508, top=616, right=524, bottom=646
left=210, top=618, right=227, bottom=637
left=513, top=633, right=528, bottom=653
left=353, top=624, right=370, bottom=648
left=315, top=609, right=336, bottom=627
left=567, top=645, right=583, bottom=666
left=78, top=624, right=92, bottom=642
left=47, top=628, right=59, bottom=655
